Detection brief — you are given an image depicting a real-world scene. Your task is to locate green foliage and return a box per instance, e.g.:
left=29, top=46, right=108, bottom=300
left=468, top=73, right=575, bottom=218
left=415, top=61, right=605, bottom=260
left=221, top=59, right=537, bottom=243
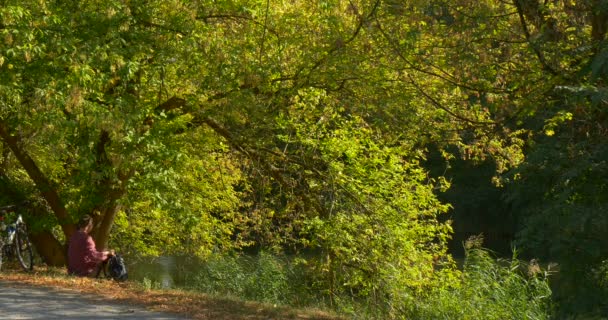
left=504, top=134, right=608, bottom=316
left=403, top=247, right=552, bottom=320
left=1, top=0, right=606, bottom=317
left=243, top=87, right=456, bottom=311
left=190, top=252, right=290, bottom=304
left=181, top=248, right=552, bottom=320
left=191, top=254, right=247, bottom=298
left=501, top=12, right=608, bottom=312
left=110, top=127, right=247, bottom=258
left=0, top=1, right=467, bottom=295
left=141, top=276, right=162, bottom=291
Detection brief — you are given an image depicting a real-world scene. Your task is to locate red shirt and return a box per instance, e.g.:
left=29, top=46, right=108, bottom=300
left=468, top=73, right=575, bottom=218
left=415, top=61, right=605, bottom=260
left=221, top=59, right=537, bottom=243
left=67, top=230, right=108, bottom=276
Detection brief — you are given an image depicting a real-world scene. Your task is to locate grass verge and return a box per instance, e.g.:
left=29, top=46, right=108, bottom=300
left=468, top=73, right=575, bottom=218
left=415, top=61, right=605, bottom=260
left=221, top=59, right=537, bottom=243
left=0, top=267, right=343, bottom=320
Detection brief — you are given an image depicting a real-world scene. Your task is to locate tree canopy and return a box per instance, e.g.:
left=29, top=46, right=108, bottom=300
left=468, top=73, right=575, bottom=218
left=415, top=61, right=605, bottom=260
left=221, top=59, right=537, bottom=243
left=1, top=0, right=607, bottom=316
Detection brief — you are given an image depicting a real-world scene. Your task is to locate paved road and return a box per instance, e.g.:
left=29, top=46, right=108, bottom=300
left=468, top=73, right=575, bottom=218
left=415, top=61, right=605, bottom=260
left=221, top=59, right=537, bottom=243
left=0, top=280, right=190, bottom=319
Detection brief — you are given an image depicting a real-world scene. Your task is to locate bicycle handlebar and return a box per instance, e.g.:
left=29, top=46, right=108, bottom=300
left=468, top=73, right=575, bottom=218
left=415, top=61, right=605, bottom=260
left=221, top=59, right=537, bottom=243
left=0, top=201, right=31, bottom=214
left=0, top=205, right=17, bottom=215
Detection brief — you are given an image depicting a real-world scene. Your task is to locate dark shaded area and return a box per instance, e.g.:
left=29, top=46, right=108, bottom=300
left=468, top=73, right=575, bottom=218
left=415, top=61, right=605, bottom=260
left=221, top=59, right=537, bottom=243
left=425, top=146, right=515, bottom=258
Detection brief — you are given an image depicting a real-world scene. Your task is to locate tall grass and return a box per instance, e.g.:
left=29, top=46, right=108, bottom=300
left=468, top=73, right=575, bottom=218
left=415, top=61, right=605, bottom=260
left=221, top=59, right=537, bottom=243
left=403, top=248, right=553, bottom=320
left=184, top=249, right=553, bottom=319
left=188, top=252, right=295, bottom=304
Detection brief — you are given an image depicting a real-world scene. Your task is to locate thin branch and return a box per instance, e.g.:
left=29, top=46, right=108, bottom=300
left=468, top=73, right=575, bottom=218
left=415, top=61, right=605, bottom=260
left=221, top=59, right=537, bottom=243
left=197, top=14, right=280, bottom=40
left=374, top=17, right=511, bottom=94
left=450, top=6, right=519, bottom=19
left=136, top=20, right=187, bottom=36
left=295, top=0, right=382, bottom=81
left=258, top=0, right=271, bottom=63
left=406, top=74, right=496, bottom=126
left=155, top=96, right=187, bottom=113
left=512, top=0, right=559, bottom=76
left=199, top=115, right=329, bottom=215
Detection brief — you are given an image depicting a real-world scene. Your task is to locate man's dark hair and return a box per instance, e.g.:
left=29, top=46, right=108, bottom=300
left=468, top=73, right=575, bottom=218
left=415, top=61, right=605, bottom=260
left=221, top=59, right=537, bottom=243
left=77, top=214, right=93, bottom=230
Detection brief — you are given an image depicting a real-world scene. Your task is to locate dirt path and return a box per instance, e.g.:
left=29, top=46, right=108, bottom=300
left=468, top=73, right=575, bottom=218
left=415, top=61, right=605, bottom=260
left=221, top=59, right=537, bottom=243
left=0, top=280, right=189, bottom=319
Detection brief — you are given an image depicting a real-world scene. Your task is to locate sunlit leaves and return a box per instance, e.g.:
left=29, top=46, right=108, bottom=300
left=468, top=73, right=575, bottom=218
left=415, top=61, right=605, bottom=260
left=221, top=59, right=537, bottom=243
left=5, top=0, right=596, bottom=313
left=273, top=86, right=454, bottom=299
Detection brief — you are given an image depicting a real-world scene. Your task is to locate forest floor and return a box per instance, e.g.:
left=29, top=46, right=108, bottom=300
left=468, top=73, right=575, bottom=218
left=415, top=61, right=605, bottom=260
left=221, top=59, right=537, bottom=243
left=0, top=267, right=343, bottom=320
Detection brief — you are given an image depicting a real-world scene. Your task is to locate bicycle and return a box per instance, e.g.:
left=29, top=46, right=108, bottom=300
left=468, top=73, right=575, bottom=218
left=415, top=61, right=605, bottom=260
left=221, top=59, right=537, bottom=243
left=0, top=204, right=34, bottom=272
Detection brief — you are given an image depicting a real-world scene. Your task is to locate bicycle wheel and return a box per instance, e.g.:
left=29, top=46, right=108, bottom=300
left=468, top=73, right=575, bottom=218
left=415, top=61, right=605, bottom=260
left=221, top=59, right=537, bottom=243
left=15, top=226, right=33, bottom=271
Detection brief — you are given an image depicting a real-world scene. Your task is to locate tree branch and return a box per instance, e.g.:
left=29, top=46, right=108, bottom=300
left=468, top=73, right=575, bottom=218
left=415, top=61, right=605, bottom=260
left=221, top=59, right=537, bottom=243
left=512, top=0, right=559, bottom=76
left=89, top=129, right=132, bottom=247
left=196, top=14, right=280, bottom=40
left=155, top=96, right=187, bottom=113
left=374, top=16, right=511, bottom=94
left=406, top=75, right=496, bottom=126
left=198, top=115, right=327, bottom=216
left=294, top=0, right=381, bottom=82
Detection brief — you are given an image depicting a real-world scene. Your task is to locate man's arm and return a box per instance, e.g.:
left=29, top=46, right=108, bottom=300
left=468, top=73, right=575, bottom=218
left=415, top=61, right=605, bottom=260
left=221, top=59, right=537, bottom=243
left=85, top=236, right=109, bottom=263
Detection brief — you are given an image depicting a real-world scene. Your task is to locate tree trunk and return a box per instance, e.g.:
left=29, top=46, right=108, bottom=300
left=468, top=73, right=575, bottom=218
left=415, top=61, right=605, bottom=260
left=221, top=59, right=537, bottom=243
left=591, top=0, right=608, bottom=42
left=89, top=130, right=130, bottom=249
left=29, top=231, right=66, bottom=266
left=0, top=142, right=9, bottom=175
left=93, top=204, right=121, bottom=250
left=0, top=120, right=76, bottom=239
left=0, top=118, right=75, bottom=266
left=0, top=160, right=67, bottom=265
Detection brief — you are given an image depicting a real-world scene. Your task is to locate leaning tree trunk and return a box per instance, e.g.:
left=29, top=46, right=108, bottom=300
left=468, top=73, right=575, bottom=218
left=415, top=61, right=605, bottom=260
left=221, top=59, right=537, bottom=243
left=0, top=119, right=75, bottom=265
left=0, top=120, right=75, bottom=237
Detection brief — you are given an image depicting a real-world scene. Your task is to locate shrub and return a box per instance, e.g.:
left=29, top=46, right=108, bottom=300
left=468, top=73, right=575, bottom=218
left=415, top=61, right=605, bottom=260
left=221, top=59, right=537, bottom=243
left=191, top=252, right=291, bottom=304
left=243, top=251, right=289, bottom=303
left=191, top=254, right=248, bottom=297
left=403, top=248, right=553, bottom=320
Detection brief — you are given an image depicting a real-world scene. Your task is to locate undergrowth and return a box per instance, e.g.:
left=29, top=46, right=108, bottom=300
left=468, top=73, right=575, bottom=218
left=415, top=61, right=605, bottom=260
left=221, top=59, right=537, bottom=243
left=182, top=248, right=553, bottom=319
left=403, top=248, right=553, bottom=320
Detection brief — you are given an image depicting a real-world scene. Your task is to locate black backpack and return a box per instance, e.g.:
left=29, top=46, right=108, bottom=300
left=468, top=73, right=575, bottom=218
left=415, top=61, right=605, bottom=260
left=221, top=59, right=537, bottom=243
left=107, top=254, right=128, bottom=282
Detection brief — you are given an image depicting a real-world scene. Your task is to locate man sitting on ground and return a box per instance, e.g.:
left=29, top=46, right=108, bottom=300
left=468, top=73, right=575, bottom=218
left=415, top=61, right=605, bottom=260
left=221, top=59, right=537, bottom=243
left=67, top=214, right=114, bottom=277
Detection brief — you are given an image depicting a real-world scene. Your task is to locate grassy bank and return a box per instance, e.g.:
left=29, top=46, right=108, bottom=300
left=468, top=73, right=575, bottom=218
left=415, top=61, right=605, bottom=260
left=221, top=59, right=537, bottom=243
left=144, top=249, right=553, bottom=319
left=0, top=247, right=554, bottom=320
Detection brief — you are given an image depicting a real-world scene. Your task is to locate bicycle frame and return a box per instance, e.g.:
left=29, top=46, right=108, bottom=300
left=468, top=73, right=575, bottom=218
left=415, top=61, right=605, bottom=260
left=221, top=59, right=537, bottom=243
left=0, top=214, right=13, bottom=244
left=0, top=204, right=34, bottom=271
left=4, top=214, right=25, bottom=244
